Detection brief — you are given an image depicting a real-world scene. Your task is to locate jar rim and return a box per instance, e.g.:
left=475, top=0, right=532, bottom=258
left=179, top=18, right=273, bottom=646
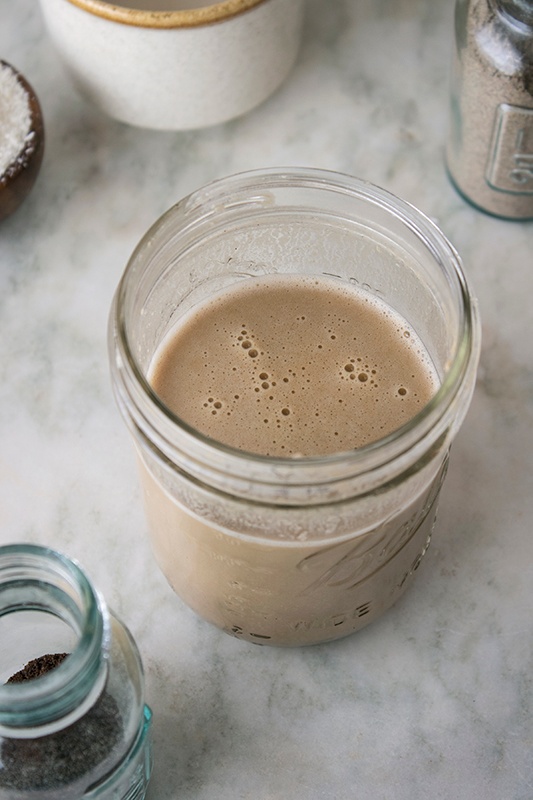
left=0, top=544, right=108, bottom=734
left=63, top=0, right=269, bottom=29
left=111, top=168, right=481, bottom=497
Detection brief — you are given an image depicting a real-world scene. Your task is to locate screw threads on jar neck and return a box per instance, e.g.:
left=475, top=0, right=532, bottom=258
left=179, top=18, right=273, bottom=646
left=493, top=0, right=533, bottom=27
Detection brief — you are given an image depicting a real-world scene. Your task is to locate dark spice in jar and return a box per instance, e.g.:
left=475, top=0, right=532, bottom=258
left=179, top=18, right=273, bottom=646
left=1, top=653, right=123, bottom=794
left=7, top=652, right=69, bottom=683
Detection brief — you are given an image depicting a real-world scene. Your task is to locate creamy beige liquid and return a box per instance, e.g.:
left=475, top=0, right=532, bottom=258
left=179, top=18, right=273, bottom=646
left=141, top=275, right=442, bottom=645
left=150, top=275, right=438, bottom=456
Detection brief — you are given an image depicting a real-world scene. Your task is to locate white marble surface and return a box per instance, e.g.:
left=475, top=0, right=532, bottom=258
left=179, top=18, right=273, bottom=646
left=1, top=1, right=532, bottom=798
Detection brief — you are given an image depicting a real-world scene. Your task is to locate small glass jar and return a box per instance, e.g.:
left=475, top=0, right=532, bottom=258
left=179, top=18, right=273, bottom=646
left=0, top=544, right=152, bottom=799
left=446, top=0, right=533, bottom=219
left=109, top=168, right=481, bottom=647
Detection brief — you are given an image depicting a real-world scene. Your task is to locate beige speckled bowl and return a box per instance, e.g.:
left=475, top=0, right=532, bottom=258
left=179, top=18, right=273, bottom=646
left=38, top=0, right=304, bottom=130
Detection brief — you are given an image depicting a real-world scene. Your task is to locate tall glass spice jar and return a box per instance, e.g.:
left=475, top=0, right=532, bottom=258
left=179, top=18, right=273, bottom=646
left=446, top=0, right=533, bottom=219
left=0, top=544, right=153, bottom=799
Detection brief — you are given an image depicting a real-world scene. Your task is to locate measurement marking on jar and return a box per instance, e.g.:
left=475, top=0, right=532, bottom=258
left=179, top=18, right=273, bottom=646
left=321, top=271, right=384, bottom=295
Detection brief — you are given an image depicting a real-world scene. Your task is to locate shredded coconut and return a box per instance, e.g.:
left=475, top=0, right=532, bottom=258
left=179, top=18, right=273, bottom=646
left=0, top=63, right=32, bottom=179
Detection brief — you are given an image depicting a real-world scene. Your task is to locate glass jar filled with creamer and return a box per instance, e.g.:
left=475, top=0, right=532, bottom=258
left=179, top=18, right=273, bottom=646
left=0, top=544, right=152, bottom=798
left=109, top=168, right=481, bottom=647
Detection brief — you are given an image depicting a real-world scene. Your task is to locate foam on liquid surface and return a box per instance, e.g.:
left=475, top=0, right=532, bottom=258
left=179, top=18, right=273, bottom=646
left=149, top=275, right=438, bottom=457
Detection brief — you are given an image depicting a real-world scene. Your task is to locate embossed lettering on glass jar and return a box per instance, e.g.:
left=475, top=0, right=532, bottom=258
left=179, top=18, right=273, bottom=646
left=109, top=168, right=481, bottom=647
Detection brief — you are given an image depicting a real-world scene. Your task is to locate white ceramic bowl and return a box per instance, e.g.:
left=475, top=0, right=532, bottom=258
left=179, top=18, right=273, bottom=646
left=38, top=0, right=304, bottom=130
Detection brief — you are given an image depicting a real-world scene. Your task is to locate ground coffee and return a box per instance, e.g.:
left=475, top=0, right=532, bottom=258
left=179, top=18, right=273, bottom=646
left=7, top=652, right=68, bottom=683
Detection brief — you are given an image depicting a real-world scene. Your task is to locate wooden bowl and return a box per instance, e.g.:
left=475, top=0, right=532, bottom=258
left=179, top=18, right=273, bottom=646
left=0, top=61, right=45, bottom=222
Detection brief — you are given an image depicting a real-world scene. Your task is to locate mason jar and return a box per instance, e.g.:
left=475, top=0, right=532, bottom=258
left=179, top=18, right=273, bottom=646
left=0, top=544, right=153, bottom=799
left=109, top=168, right=481, bottom=647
